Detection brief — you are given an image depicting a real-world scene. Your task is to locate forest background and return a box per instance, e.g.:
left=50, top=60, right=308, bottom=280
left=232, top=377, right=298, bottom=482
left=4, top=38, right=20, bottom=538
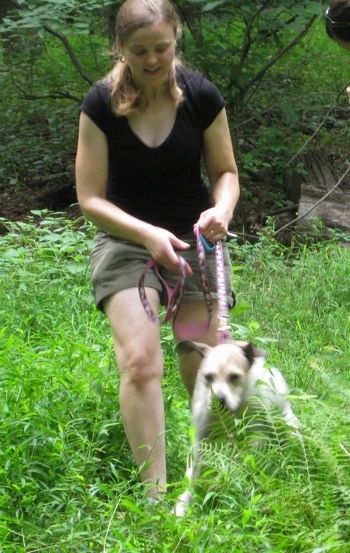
left=0, top=0, right=349, bottom=227
left=0, top=2, right=350, bottom=552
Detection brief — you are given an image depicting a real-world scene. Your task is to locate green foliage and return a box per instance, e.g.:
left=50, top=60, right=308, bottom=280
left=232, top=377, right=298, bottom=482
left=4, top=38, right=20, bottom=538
left=1, top=0, right=349, bottom=215
left=0, top=97, right=77, bottom=190
left=1, top=0, right=116, bottom=34
left=179, top=0, right=323, bottom=100
left=0, top=1, right=116, bottom=189
left=0, top=212, right=349, bottom=551
left=177, top=0, right=350, bottom=203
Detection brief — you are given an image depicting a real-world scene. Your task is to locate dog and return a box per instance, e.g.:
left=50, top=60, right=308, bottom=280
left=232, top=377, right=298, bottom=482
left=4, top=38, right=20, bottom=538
left=175, top=340, right=300, bottom=516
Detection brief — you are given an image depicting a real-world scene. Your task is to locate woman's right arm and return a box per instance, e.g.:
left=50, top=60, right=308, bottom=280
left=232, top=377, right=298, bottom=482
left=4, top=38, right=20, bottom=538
left=75, top=112, right=190, bottom=270
left=76, top=112, right=152, bottom=241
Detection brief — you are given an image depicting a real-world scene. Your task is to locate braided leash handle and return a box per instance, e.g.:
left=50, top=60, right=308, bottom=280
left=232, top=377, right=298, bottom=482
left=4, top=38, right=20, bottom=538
left=195, top=231, right=214, bottom=321
left=194, top=228, right=230, bottom=343
left=138, top=231, right=230, bottom=343
left=215, top=239, right=231, bottom=343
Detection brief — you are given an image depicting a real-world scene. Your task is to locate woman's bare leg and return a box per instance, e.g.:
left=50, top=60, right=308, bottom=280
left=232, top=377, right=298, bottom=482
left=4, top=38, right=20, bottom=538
left=174, top=300, right=219, bottom=397
left=104, top=287, right=166, bottom=497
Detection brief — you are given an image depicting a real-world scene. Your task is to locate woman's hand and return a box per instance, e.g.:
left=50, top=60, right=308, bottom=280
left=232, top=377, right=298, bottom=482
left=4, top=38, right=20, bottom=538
left=143, top=227, right=192, bottom=274
left=194, top=207, right=230, bottom=242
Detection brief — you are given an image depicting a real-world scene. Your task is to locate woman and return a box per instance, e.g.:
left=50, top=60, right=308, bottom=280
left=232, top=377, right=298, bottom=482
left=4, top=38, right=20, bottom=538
left=75, top=0, right=240, bottom=499
left=325, top=0, right=350, bottom=50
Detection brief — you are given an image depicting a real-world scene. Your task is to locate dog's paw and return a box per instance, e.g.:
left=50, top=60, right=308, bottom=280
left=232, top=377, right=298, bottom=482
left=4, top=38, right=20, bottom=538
left=174, top=503, right=188, bottom=517
left=174, top=490, right=192, bottom=517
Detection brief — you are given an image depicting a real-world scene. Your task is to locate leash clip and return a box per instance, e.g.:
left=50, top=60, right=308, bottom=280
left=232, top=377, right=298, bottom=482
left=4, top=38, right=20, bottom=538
left=217, top=316, right=230, bottom=331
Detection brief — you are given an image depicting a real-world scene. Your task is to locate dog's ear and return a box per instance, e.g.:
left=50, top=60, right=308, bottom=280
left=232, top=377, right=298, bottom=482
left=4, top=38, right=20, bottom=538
left=252, top=347, right=268, bottom=358
left=240, top=342, right=255, bottom=365
left=239, top=342, right=268, bottom=365
left=176, top=340, right=212, bottom=358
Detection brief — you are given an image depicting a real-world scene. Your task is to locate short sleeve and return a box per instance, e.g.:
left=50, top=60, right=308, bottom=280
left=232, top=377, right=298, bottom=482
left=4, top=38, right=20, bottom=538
left=80, top=82, right=111, bottom=134
left=178, top=68, right=226, bottom=131
left=197, top=76, right=226, bottom=130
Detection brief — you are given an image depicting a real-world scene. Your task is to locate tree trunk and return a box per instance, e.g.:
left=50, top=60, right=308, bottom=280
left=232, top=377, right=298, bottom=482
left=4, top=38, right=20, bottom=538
left=297, top=151, right=350, bottom=233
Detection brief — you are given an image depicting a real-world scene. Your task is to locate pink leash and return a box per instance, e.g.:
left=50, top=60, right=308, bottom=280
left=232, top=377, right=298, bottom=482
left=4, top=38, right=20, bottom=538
left=138, top=229, right=230, bottom=342
left=194, top=227, right=230, bottom=343
left=138, top=256, right=187, bottom=326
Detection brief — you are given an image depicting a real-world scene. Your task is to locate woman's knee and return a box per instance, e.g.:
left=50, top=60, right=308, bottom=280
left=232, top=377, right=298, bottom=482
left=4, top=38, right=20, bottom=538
left=117, top=344, right=163, bottom=389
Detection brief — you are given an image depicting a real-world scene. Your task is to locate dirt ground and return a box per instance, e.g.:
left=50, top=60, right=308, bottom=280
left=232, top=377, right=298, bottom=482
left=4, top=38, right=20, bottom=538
left=0, top=181, right=80, bottom=224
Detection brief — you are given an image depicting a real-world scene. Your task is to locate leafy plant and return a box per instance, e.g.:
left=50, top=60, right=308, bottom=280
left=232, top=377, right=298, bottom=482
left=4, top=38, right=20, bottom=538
left=0, top=211, right=349, bottom=551
left=1, top=0, right=349, bottom=220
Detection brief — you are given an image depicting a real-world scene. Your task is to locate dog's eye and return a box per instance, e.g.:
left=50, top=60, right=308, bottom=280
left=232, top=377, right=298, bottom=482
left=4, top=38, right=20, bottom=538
left=228, top=374, right=240, bottom=384
left=204, top=374, right=214, bottom=384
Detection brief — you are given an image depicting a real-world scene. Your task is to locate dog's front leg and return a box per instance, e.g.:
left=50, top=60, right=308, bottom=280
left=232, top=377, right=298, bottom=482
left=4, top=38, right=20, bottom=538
left=175, top=406, right=211, bottom=517
left=281, top=401, right=302, bottom=442
left=174, top=464, right=194, bottom=517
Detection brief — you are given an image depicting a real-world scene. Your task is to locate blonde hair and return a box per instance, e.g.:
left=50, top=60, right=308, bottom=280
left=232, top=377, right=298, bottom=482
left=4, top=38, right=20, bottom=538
left=106, top=0, right=183, bottom=116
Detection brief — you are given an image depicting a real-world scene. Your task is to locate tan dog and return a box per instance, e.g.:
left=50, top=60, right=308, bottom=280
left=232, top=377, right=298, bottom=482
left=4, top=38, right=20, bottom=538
left=175, top=340, right=300, bottom=517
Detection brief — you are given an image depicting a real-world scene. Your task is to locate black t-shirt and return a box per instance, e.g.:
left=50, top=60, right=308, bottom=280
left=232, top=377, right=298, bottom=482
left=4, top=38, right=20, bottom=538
left=80, top=67, right=226, bottom=236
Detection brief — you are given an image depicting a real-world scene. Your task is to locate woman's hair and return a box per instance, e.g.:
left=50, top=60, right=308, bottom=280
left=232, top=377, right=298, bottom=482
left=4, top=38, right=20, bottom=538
left=106, top=0, right=183, bottom=116
left=325, top=0, right=350, bottom=42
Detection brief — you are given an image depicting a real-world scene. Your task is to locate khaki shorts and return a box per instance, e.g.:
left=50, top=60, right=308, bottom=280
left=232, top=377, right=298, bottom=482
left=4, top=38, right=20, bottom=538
left=91, top=231, right=235, bottom=311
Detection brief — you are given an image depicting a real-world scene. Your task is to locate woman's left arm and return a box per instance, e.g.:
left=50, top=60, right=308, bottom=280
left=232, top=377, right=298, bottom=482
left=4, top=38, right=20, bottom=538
left=197, top=107, right=240, bottom=241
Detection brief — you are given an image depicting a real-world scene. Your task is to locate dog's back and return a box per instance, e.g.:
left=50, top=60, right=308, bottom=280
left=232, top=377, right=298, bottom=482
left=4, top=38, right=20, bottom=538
left=234, top=356, right=300, bottom=432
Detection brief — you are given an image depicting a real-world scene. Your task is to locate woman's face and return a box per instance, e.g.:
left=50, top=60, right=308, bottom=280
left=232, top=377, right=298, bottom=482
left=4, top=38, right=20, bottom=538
left=122, top=20, right=177, bottom=90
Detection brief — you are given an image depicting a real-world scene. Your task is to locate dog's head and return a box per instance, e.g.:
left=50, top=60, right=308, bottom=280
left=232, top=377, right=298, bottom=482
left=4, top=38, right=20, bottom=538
left=177, top=340, right=267, bottom=412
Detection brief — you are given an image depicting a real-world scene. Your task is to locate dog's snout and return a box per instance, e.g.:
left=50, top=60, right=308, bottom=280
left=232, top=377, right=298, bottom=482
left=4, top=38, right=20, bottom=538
left=219, top=397, right=227, bottom=409
left=216, top=393, right=227, bottom=409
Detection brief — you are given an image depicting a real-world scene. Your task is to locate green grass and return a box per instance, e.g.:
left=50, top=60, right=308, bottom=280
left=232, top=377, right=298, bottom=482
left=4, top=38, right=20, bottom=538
left=0, top=212, right=349, bottom=552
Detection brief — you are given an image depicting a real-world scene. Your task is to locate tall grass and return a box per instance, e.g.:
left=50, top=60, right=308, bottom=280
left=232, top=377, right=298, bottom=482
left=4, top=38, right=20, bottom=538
left=0, top=212, right=349, bottom=552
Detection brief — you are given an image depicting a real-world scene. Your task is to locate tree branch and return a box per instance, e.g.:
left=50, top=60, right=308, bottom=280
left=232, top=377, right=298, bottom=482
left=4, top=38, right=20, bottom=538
left=10, top=72, right=82, bottom=102
left=244, top=15, right=317, bottom=95
left=288, top=81, right=350, bottom=165
left=21, top=91, right=82, bottom=102
left=42, top=24, right=94, bottom=86
left=172, top=0, right=204, bottom=48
